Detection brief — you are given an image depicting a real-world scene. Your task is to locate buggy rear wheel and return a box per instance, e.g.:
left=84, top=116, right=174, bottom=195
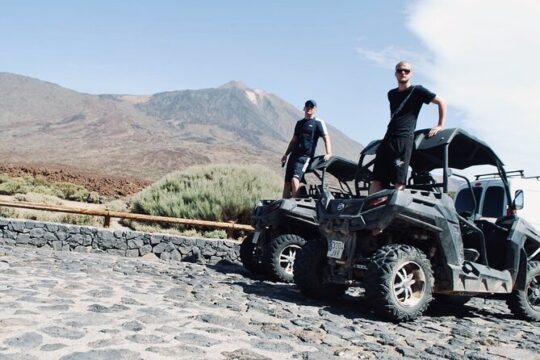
left=265, top=234, right=306, bottom=283
left=507, top=261, right=540, bottom=321
left=365, top=244, right=433, bottom=322
left=293, top=239, right=347, bottom=300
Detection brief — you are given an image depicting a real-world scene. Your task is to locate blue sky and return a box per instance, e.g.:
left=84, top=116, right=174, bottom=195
left=1, top=0, right=539, bottom=174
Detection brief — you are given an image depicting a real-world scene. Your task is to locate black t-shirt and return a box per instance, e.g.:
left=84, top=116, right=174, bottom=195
left=386, top=85, right=436, bottom=138
left=292, top=118, right=328, bottom=158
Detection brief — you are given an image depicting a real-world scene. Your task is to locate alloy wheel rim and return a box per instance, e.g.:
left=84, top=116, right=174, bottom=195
left=279, top=245, right=302, bottom=274
left=392, top=261, right=427, bottom=307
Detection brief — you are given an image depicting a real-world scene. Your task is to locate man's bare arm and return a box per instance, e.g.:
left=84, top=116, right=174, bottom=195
left=281, top=136, right=298, bottom=164
left=322, top=135, right=332, bottom=161
left=428, top=96, right=447, bottom=137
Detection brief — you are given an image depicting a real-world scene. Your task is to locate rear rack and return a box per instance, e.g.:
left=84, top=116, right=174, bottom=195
left=474, top=170, right=524, bottom=180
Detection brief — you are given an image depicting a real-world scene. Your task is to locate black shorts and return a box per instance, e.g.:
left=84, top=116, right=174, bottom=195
left=285, top=155, right=310, bottom=182
left=372, top=136, right=413, bottom=187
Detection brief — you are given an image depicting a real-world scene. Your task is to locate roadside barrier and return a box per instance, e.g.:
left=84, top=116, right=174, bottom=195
left=0, top=217, right=241, bottom=264
left=0, top=200, right=254, bottom=237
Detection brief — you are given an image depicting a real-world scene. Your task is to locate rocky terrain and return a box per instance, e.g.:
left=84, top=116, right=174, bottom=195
left=0, top=245, right=538, bottom=360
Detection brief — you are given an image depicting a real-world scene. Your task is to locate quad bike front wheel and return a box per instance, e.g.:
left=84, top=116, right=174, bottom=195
left=365, top=244, right=434, bottom=322
left=507, top=261, right=540, bottom=321
left=265, top=234, right=306, bottom=283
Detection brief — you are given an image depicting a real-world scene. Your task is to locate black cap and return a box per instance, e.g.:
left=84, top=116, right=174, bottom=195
left=305, top=99, right=317, bottom=108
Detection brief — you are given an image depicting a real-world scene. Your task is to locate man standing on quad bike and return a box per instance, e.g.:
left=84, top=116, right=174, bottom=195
left=370, top=61, right=447, bottom=194
left=281, top=99, right=332, bottom=198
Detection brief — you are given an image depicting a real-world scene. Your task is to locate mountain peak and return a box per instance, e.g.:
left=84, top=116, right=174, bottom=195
left=219, top=80, right=251, bottom=90
left=0, top=72, right=363, bottom=181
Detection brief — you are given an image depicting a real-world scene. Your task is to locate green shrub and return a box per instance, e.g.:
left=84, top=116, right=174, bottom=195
left=60, top=214, right=97, bottom=226
left=203, top=229, right=228, bottom=239
left=0, top=207, right=102, bottom=227
left=14, top=192, right=64, bottom=205
left=54, top=182, right=89, bottom=202
left=0, top=175, right=99, bottom=203
left=130, top=164, right=281, bottom=224
left=0, top=206, right=16, bottom=218
left=30, top=185, right=64, bottom=198
left=28, top=176, right=49, bottom=187
left=0, top=177, right=30, bottom=195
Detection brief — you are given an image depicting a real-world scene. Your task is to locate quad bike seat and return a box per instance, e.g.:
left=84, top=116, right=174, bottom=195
left=458, top=214, right=489, bottom=266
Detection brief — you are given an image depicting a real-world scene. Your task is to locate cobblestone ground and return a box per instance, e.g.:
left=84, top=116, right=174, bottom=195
left=0, top=245, right=538, bottom=360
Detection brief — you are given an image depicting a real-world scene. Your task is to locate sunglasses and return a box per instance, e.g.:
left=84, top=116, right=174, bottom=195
left=396, top=68, right=411, bottom=74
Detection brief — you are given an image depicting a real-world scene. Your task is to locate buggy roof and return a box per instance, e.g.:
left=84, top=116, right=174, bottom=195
left=361, top=128, right=504, bottom=172
left=306, top=155, right=358, bottom=182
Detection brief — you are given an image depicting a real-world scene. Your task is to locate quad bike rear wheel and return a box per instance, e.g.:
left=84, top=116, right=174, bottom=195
left=265, top=234, right=306, bottom=283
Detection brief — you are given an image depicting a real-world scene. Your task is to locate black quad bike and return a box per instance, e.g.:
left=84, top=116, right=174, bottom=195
left=294, top=128, right=540, bottom=322
left=240, top=155, right=360, bottom=282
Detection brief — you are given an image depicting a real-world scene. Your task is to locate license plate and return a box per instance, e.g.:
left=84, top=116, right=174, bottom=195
left=252, top=231, right=261, bottom=244
left=327, top=240, right=345, bottom=259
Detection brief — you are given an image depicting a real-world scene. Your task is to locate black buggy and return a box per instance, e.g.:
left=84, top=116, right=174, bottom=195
left=240, top=155, right=359, bottom=282
left=294, top=128, right=540, bottom=322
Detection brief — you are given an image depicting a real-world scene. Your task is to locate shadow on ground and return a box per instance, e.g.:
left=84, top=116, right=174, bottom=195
left=208, top=262, right=513, bottom=323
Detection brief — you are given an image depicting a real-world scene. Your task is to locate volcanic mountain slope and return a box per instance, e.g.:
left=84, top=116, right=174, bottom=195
left=0, top=73, right=363, bottom=181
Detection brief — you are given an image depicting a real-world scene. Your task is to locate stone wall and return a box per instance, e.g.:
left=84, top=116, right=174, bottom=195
left=0, top=218, right=241, bottom=265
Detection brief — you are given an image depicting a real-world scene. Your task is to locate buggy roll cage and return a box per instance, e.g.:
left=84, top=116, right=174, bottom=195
left=303, top=155, right=358, bottom=195
left=353, top=128, right=515, bottom=211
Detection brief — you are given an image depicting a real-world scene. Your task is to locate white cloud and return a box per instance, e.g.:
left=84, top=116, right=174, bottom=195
left=406, top=0, right=540, bottom=175
left=356, top=45, right=428, bottom=70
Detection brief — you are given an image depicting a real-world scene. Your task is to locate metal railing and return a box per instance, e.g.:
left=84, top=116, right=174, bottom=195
left=0, top=200, right=254, bottom=235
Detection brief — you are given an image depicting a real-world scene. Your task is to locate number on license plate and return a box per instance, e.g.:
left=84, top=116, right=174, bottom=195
left=327, top=240, right=345, bottom=259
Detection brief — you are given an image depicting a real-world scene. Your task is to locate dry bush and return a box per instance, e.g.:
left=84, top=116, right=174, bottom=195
left=130, top=164, right=281, bottom=225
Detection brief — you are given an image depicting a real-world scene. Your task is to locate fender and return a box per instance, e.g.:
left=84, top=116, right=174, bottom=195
left=513, top=249, right=529, bottom=291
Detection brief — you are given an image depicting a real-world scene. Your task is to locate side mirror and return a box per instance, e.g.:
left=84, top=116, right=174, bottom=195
left=513, top=190, right=524, bottom=210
